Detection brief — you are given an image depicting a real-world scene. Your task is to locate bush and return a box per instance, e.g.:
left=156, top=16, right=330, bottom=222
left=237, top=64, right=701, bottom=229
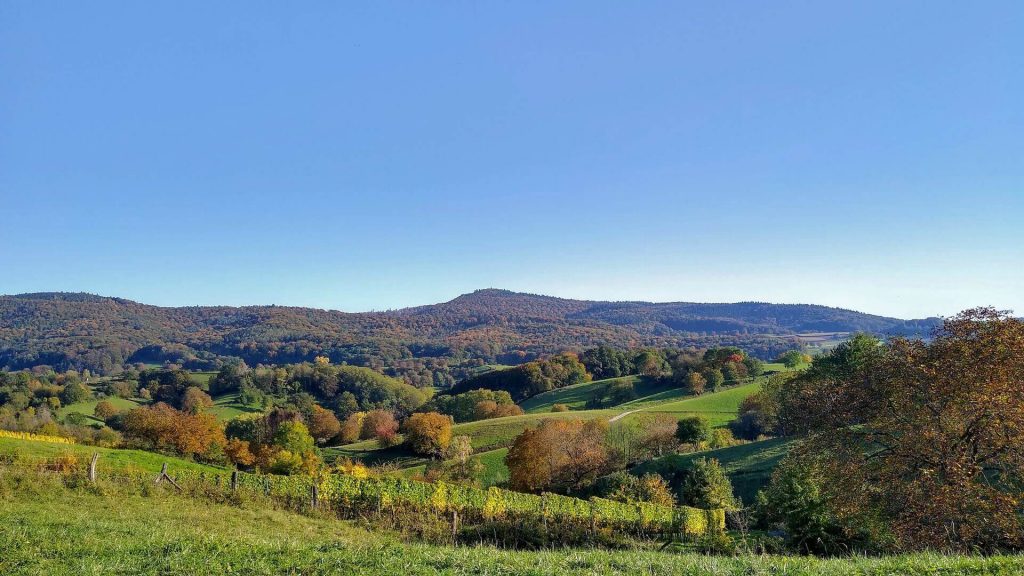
left=675, top=416, right=711, bottom=448
left=678, top=457, right=737, bottom=510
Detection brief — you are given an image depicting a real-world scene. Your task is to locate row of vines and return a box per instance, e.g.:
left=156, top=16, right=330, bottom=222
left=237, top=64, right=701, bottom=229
left=176, top=468, right=724, bottom=537
left=0, top=430, right=76, bottom=444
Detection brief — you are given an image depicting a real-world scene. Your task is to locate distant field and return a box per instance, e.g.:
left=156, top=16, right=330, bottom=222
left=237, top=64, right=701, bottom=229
left=0, top=437, right=225, bottom=475
left=190, top=371, right=216, bottom=386
left=520, top=375, right=686, bottom=413
left=208, top=392, right=263, bottom=422
left=58, top=396, right=141, bottom=424
left=627, top=381, right=762, bottom=428
left=633, top=437, right=795, bottom=504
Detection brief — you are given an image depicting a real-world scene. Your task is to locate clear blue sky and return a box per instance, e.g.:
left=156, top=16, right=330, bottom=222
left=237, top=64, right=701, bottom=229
left=1, top=2, right=1021, bottom=318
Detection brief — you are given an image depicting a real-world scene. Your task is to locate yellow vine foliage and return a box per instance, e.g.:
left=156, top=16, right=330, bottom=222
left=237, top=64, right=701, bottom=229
left=0, top=429, right=76, bottom=445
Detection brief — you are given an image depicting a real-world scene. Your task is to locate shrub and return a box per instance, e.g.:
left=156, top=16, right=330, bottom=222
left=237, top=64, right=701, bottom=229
left=675, top=416, right=711, bottom=448
left=679, top=458, right=737, bottom=510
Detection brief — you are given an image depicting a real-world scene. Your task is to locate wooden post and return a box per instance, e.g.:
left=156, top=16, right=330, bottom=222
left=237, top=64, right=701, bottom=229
left=541, top=493, right=548, bottom=536
left=231, top=470, right=238, bottom=492
left=155, top=462, right=182, bottom=491
left=88, top=453, right=99, bottom=484
left=451, top=510, right=459, bottom=540
left=311, top=484, right=319, bottom=509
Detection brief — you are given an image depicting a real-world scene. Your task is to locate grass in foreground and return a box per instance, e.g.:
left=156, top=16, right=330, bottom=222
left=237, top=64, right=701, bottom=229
left=1, top=470, right=1022, bottom=575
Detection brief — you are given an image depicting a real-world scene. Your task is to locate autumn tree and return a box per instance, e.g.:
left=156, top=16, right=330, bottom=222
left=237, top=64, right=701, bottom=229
left=505, top=419, right=611, bottom=493
left=339, top=411, right=364, bottom=443
left=93, top=400, right=120, bottom=422
left=122, top=403, right=226, bottom=461
left=403, top=412, right=453, bottom=457
left=686, top=371, right=706, bottom=395
left=361, top=410, right=399, bottom=446
left=307, top=405, right=341, bottom=444
left=225, top=437, right=255, bottom=467
left=774, top=310, right=1024, bottom=551
left=181, top=386, right=214, bottom=414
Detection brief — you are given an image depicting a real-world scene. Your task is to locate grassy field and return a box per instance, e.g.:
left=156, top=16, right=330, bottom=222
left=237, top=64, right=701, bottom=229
left=400, top=446, right=511, bottom=486
left=207, top=392, right=264, bottom=422
left=2, top=471, right=1021, bottom=575
left=0, top=437, right=225, bottom=475
left=626, top=381, right=762, bottom=428
left=58, top=395, right=141, bottom=424
left=520, top=375, right=689, bottom=413
left=633, top=437, right=796, bottom=504
left=330, top=381, right=766, bottom=487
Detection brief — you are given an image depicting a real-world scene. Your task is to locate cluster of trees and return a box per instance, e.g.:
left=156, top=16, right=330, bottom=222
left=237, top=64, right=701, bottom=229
left=223, top=409, right=321, bottom=474
left=755, top=309, right=1024, bottom=553
left=0, top=369, right=121, bottom=446
left=121, top=403, right=226, bottom=462
left=137, top=369, right=214, bottom=413
left=667, top=347, right=765, bottom=394
left=775, top=349, right=813, bottom=368
left=420, top=388, right=523, bottom=423
left=2, top=290, right=876, bottom=378
left=504, top=417, right=740, bottom=511
left=447, top=353, right=589, bottom=401
left=209, top=362, right=428, bottom=419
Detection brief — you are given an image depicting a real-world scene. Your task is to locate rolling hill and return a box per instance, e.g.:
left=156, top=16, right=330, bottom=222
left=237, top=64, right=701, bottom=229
left=0, top=289, right=940, bottom=374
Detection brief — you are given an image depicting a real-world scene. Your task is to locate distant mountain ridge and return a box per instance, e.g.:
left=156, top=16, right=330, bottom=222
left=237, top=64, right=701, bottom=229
left=0, top=289, right=940, bottom=374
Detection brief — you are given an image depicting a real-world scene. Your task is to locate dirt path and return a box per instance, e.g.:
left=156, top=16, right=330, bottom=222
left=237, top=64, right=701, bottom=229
left=607, top=408, right=643, bottom=423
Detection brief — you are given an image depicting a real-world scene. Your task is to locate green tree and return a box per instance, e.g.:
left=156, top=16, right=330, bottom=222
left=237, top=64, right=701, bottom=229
left=679, top=457, right=737, bottom=509
left=701, top=368, right=724, bottom=391
left=59, top=381, right=90, bottom=405
left=272, top=420, right=315, bottom=455
left=675, top=416, right=711, bottom=448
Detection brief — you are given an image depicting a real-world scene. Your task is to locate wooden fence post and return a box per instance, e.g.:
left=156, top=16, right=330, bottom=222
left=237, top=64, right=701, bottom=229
left=155, top=463, right=182, bottom=491
left=541, top=493, right=548, bottom=536
left=311, top=484, right=319, bottom=509
left=451, top=510, right=459, bottom=540
left=231, top=470, right=238, bottom=492
left=88, top=453, right=99, bottom=484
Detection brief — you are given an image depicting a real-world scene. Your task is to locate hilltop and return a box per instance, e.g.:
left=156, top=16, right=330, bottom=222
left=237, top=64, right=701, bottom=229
left=0, top=289, right=939, bottom=374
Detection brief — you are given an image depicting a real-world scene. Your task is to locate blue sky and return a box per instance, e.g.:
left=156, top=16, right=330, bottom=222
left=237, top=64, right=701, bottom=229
left=1, top=2, right=1021, bottom=318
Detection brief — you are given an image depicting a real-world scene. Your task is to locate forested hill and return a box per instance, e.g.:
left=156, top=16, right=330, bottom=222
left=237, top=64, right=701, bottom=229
left=0, top=289, right=939, bottom=374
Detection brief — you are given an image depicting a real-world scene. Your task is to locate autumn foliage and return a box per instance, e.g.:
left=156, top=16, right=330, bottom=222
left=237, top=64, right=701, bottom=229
left=505, top=419, right=611, bottom=493
left=775, top=309, right=1024, bottom=551
left=121, top=402, right=225, bottom=461
left=403, top=412, right=453, bottom=457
